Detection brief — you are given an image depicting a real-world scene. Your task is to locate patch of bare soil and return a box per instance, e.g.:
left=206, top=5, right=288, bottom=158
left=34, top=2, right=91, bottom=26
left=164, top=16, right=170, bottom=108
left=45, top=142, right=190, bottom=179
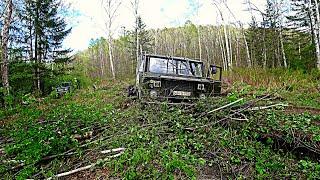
left=66, top=168, right=111, bottom=180
left=284, top=106, right=320, bottom=115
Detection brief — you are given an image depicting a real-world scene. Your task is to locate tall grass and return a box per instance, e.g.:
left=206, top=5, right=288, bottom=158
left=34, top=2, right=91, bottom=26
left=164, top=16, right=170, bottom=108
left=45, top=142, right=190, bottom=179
left=225, top=68, right=320, bottom=108
left=226, top=68, right=319, bottom=93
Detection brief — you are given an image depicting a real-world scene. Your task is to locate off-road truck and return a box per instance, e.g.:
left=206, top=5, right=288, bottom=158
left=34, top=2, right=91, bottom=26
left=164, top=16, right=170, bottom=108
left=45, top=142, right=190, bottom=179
left=56, top=82, right=72, bottom=97
left=132, top=54, right=222, bottom=100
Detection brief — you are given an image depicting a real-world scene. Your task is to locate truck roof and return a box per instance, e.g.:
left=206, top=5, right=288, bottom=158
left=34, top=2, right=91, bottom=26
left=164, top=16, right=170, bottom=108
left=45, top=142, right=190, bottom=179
left=145, top=54, right=203, bottom=63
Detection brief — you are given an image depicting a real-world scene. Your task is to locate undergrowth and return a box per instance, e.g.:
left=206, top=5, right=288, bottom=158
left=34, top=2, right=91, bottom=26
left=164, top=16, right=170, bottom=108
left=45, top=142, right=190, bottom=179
left=0, top=69, right=320, bottom=179
left=226, top=68, right=320, bottom=108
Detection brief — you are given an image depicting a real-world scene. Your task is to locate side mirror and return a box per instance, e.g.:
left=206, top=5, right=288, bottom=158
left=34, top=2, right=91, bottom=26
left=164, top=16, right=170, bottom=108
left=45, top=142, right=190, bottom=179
left=211, top=66, right=217, bottom=75
left=207, top=65, right=222, bottom=81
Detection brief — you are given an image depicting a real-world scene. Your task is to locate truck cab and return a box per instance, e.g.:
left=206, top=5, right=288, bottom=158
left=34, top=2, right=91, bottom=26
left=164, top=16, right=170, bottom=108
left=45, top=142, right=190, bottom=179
left=135, top=54, right=222, bottom=100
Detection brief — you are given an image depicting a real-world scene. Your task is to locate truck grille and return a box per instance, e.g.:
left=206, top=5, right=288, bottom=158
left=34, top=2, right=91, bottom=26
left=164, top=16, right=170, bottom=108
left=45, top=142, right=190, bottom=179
left=161, top=80, right=196, bottom=97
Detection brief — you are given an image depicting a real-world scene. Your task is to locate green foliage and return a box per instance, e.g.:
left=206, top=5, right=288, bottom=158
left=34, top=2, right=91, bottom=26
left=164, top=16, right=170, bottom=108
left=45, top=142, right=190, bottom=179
left=130, top=16, right=154, bottom=56
left=227, top=68, right=320, bottom=108
left=2, top=94, right=110, bottom=178
left=0, top=0, right=74, bottom=111
left=1, top=69, right=320, bottom=179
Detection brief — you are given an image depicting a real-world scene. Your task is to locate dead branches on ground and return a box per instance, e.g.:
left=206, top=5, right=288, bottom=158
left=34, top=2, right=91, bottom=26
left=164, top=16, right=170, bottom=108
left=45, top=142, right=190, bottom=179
left=46, top=148, right=125, bottom=180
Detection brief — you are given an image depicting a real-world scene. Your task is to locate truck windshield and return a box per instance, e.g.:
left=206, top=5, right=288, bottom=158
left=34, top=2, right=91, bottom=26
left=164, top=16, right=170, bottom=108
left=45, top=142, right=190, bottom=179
left=149, top=57, right=203, bottom=77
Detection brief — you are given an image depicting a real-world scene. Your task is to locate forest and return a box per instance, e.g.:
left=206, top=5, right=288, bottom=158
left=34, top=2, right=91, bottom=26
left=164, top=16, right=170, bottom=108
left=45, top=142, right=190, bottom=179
left=0, top=0, right=320, bottom=179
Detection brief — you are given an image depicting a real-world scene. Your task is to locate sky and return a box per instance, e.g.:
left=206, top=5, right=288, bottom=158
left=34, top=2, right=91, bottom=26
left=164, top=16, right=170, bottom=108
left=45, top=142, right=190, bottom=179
left=63, top=0, right=266, bottom=52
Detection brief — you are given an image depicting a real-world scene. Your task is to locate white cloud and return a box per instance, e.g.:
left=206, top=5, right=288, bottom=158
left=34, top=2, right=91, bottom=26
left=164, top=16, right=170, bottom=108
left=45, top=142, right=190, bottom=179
left=63, top=0, right=266, bottom=51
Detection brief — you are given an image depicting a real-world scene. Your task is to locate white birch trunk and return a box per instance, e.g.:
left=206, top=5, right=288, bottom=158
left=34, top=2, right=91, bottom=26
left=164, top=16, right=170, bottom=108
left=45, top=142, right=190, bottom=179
left=235, top=33, right=240, bottom=67
left=314, top=0, right=320, bottom=69
left=228, top=28, right=233, bottom=67
left=217, top=28, right=227, bottom=70
left=223, top=1, right=252, bottom=68
left=214, top=1, right=231, bottom=70
left=132, top=0, right=140, bottom=66
left=1, top=0, right=13, bottom=95
left=198, top=26, right=202, bottom=60
left=277, top=0, right=288, bottom=68
left=263, top=19, right=267, bottom=68
left=298, top=42, right=302, bottom=61
left=223, top=19, right=231, bottom=70
left=197, top=0, right=202, bottom=60
left=108, top=35, right=115, bottom=79
left=103, top=0, right=121, bottom=79
left=279, top=29, right=287, bottom=68
left=99, top=44, right=105, bottom=76
left=243, top=30, right=251, bottom=67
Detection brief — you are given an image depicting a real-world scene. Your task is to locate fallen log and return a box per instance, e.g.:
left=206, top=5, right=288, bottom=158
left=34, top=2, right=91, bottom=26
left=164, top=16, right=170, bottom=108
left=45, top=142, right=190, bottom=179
left=248, top=103, right=288, bottom=111
left=101, top=147, right=125, bottom=154
left=206, top=98, right=244, bottom=115
left=46, top=148, right=125, bottom=180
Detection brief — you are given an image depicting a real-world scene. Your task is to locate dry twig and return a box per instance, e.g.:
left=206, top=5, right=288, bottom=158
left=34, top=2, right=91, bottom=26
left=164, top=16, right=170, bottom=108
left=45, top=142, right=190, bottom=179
left=204, top=98, right=244, bottom=116
left=46, top=148, right=125, bottom=180
left=248, top=103, right=288, bottom=111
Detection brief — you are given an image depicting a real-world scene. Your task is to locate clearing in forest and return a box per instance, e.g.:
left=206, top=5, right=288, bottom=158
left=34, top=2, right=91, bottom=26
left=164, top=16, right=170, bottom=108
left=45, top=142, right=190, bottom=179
left=0, top=70, right=320, bottom=179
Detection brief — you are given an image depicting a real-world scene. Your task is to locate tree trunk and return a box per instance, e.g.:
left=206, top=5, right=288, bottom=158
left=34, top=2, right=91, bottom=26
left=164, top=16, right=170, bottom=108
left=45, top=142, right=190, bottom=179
left=28, top=14, right=33, bottom=61
left=235, top=33, right=240, bottom=67
left=154, top=30, right=158, bottom=54
left=279, top=29, right=287, bottom=68
left=263, top=21, right=267, bottom=68
left=228, top=28, right=233, bottom=67
left=108, top=36, right=115, bottom=79
left=1, top=0, right=13, bottom=96
left=242, top=28, right=251, bottom=67
left=298, top=42, right=302, bottom=62
left=99, top=44, right=105, bottom=77
left=314, top=0, right=320, bottom=69
left=217, top=28, right=227, bottom=70
left=197, top=26, right=202, bottom=60
left=133, top=0, right=140, bottom=68
left=136, top=25, right=139, bottom=66
left=223, top=20, right=231, bottom=70
left=104, top=0, right=121, bottom=78
left=34, top=2, right=41, bottom=91
left=213, top=2, right=230, bottom=70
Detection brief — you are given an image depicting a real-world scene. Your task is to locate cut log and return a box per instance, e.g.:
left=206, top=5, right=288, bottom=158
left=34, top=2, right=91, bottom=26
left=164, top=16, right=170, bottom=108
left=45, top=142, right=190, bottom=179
left=207, top=98, right=244, bottom=114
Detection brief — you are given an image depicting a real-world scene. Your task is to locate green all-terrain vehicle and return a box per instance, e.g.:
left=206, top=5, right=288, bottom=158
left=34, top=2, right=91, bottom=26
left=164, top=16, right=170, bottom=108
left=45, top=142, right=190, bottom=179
left=130, top=54, right=222, bottom=100
left=56, top=82, right=73, bottom=97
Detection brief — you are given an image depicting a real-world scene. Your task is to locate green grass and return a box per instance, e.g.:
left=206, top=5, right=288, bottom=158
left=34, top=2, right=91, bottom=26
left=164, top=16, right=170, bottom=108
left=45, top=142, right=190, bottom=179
left=226, top=68, right=320, bottom=108
left=0, top=69, right=320, bottom=179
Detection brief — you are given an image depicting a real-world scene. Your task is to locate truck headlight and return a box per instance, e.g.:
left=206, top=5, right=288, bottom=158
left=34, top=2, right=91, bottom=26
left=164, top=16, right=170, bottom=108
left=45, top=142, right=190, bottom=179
left=197, top=84, right=205, bottom=91
left=199, top=93, right=206, bottom=99
left=149, top=80, right=161, bottom=88
left=150, top=90, right=158, bottom=98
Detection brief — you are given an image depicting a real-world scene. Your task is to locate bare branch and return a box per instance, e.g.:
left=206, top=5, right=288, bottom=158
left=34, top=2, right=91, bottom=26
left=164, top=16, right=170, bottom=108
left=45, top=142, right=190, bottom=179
left=46, top=148, right=125, bottom=180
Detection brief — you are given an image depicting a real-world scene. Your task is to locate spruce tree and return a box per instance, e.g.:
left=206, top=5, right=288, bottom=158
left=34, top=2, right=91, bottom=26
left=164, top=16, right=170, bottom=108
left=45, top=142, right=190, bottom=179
left=19, top=0, right=71, bottom=92
left=288, top=0, right=320, bottom=69
left=129, top=16, right=153, bottom=59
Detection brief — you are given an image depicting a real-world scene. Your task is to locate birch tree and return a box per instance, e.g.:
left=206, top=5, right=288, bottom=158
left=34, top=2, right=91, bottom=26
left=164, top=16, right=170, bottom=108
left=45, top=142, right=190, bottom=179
left=289, top=0, right=320, bottom=69
left=131, top=0, right=139, bottom=67
left=195, top=0, right=202, bottom=60
left=277, top=0, right=288, bottom=68
left=308, top=0, right=320, bottom=70
left=313, top=0, right=320, bottom=69
left=213, top=0, right=231, bottom=70
left=103, top=0, right=121, bottom=79
left=1, top=0, right=13, bottom=95
left=224, top=2, right=251, bottom=67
